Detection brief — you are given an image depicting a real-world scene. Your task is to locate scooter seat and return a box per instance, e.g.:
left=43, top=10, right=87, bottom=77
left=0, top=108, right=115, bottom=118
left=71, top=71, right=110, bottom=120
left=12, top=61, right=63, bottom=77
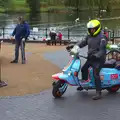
left=103, top=59, right=116, bottom=68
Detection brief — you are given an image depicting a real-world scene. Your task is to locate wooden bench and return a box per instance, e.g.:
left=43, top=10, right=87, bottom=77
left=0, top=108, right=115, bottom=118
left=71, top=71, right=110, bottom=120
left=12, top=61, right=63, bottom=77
left=46, top=39, right=71, bottom=45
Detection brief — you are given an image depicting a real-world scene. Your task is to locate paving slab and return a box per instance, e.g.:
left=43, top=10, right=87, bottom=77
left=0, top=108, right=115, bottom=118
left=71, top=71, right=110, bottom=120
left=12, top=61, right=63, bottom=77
left=0, top=47, right=120, bottom=120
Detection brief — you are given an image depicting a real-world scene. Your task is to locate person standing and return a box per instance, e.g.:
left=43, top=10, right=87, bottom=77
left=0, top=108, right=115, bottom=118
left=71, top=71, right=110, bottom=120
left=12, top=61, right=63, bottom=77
left=10, top=16, right=30, bottom=64
left=49, top=28, right=57, bottom=46
left=57, top=31, right=62, bottom=45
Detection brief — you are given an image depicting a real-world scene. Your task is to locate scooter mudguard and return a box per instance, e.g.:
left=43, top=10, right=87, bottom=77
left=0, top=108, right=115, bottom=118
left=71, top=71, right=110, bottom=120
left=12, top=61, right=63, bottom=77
left=52, top=72, right=79, bottom=86
left=100, top=68, right=120, bottom=87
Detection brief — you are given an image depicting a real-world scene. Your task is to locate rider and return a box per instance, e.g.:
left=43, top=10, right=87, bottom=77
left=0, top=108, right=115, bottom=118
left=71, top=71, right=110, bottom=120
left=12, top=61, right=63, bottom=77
left=67, top=19, right=107, bottom=100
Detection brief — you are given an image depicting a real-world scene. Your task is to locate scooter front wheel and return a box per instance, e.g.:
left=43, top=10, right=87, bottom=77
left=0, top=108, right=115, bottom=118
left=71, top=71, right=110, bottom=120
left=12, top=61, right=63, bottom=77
left=52, top=81, right=68, bottom=98
left=106, top=85, right=120, bottom=93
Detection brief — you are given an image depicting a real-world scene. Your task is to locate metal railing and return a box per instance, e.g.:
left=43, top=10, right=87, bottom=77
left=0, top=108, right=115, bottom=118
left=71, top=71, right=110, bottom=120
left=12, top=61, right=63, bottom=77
left=0, top=27, right=87, bottom=41
left=0, top=27, right=120, bottom=43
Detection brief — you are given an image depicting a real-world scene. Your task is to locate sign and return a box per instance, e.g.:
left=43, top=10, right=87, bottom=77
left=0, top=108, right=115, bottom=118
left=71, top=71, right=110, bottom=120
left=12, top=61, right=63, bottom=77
left=33, top=27, right=38, bottom=32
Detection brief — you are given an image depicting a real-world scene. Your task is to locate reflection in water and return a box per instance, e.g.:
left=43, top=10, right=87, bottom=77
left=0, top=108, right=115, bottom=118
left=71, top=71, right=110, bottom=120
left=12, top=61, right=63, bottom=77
left=27, top=12, right=41, bottom=26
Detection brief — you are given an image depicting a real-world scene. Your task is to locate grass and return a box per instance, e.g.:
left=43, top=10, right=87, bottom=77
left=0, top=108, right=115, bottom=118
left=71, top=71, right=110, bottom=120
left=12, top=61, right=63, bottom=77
left=0, top=0, right=67, bottom=13
left=0, top=0, right=120, bottom=13
left=0, top=8, right=5, bottom=13
left=0, top=0, right=29, bottom=13
left=11, top=0, right=29, bottom=12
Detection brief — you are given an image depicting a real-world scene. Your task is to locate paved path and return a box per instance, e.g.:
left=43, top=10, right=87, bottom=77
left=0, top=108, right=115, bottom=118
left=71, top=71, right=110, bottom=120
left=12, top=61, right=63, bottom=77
left=0, top=47, right=120, bottom=120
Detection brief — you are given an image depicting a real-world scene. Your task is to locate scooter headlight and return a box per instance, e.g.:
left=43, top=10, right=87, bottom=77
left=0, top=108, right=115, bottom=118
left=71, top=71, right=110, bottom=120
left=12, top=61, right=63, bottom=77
left=100, top=75, right=104, bottom=80
left=68, top=71, right=72, bottom=76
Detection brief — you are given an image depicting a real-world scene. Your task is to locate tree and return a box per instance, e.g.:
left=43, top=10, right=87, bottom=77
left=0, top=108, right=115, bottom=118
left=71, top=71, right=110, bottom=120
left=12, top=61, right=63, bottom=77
left=0, top=0, right=9, bottom=7
left=26, top=0, right=40, bottom=13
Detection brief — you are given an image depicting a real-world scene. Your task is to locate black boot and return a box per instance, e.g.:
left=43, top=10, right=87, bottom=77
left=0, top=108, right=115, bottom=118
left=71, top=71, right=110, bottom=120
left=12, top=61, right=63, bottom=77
left=92, top=91, right=102, bottom=100
left=10, top=60, right=18, bottom=63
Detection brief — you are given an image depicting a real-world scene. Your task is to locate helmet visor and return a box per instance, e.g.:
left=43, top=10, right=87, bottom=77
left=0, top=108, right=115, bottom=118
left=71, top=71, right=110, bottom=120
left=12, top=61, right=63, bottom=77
left=88, top=25, right=100, bottom=36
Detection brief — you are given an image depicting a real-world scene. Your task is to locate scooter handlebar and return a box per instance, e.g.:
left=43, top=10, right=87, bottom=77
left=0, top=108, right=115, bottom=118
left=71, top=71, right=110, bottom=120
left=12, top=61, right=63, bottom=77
left=66, top=44, right=75, bottom=52
left=78, top=55, right=87, bottom=59
left=66, top=44, right=87, bottom=59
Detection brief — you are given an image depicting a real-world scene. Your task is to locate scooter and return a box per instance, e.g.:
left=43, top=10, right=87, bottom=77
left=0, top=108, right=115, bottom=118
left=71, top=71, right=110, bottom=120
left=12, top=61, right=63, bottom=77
left=52, top=47, right=120, bottom=98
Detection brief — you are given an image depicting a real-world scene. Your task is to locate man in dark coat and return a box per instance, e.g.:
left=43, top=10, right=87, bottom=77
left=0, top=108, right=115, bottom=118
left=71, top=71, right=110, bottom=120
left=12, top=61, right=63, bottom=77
left=11, top=16, right=30, bottom=64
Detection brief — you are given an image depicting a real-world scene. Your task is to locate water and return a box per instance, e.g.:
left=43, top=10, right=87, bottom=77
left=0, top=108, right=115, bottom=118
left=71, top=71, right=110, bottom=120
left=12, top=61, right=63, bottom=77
left=0, top=10, right=120, bottom=40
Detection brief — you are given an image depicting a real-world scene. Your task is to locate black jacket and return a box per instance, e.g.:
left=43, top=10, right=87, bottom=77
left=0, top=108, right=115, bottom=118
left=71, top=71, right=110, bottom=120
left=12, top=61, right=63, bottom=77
left=77, top=32, right=107, bottom=62
left=49, top=32, right=57, bottom=40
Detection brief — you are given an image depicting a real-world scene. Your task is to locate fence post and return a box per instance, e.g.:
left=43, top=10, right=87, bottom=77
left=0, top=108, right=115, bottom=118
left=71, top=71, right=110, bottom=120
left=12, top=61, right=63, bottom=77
left=3, top=27, right=5, bottom=40
left=110, top=30, right=114, bottom=44
left=45, top=28, right=48, bottom=38
left=112, top=30, right=115, bottom=44
left=68, top=28, right=70, bottom=40
left=108, top=30, right=111, bottom=40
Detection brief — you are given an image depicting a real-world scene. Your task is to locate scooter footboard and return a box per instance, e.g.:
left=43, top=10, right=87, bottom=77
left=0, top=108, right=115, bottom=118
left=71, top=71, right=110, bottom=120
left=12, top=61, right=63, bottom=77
left=52, top=72, right=78, bottom=86
left=101, top=68, right=120, bottom=86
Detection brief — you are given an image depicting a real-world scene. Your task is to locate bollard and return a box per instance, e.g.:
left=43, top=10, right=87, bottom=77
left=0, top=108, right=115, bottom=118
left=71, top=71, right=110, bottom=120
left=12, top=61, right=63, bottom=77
left=46, top=28, right=48, bottom=38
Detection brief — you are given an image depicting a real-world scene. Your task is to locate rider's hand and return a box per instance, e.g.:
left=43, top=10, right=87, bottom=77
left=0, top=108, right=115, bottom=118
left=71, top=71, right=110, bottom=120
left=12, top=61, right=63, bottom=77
left=70, top=45, right=80, bottom=55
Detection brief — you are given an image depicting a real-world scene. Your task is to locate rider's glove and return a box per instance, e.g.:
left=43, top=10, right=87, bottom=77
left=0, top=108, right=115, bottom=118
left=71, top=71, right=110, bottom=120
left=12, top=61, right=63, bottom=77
left=70, top=45, right=80, bottom=55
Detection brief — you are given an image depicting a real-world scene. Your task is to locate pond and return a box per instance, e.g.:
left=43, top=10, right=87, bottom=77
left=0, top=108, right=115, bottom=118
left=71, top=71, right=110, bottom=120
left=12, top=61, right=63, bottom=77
left=0, top=10, right=120, bottom=41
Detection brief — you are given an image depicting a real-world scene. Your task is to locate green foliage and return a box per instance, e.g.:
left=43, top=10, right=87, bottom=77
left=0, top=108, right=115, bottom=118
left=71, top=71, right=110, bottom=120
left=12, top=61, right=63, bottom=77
left=0, top=0, right=120, bottom=13
left=64, top=0, right=120, bottom=11
left=0, top=0, right=9, bottom=7
left=0, top=0, right=28, bottom=12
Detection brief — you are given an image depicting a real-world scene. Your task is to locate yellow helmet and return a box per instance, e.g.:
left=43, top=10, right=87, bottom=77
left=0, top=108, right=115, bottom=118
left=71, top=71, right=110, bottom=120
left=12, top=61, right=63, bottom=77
left=87, top=19, right=101, bottom=36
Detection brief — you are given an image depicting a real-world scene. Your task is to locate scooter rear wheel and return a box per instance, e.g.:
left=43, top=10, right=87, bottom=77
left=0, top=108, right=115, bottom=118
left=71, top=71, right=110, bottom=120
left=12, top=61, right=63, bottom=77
left=106, top=85, right=120, bottom=93
left=52, top=81, right=67, bottom=98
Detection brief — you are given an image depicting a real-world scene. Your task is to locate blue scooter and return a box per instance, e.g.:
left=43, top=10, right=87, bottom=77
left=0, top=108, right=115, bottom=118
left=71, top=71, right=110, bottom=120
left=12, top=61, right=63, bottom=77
left=52, top=47, right=120, bottom=98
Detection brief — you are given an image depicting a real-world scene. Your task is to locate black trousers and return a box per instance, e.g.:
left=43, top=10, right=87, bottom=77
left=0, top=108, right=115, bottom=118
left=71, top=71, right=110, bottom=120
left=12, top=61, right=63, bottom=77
left=59, top=40, right=62, bottom=45
left=14, top=40, right=25, bottom=62
left=51, top=40, right=56, bottom=45
left=81, top=60, right=103, bottom=91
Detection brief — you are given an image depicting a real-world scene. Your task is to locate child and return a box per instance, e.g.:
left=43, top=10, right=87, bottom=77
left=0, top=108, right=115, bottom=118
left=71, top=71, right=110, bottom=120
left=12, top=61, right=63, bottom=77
left=57, top=31, right=62, bottom=45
